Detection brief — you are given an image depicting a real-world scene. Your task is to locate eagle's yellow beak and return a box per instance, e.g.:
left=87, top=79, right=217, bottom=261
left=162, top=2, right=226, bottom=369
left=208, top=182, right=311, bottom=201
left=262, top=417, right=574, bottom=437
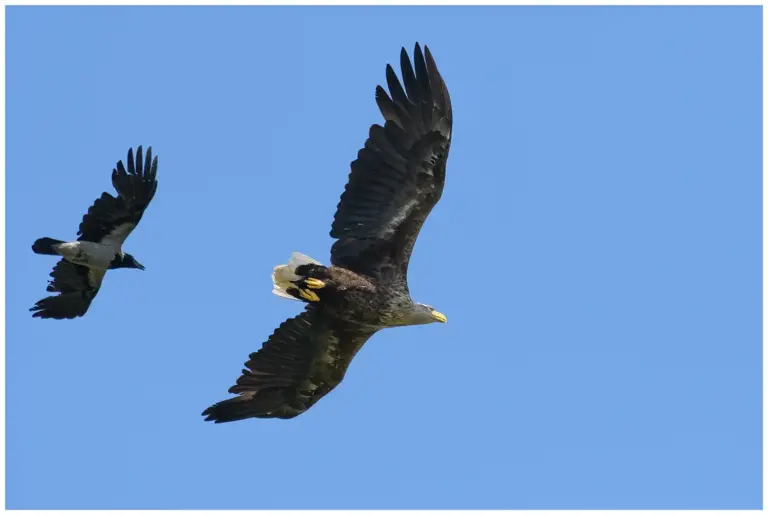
left=431, top=309, right=448, bottom=323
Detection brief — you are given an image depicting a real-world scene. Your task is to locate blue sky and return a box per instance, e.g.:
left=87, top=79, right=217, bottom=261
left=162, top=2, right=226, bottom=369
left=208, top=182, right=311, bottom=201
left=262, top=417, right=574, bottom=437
left=6, top=5, right=762, bottom=510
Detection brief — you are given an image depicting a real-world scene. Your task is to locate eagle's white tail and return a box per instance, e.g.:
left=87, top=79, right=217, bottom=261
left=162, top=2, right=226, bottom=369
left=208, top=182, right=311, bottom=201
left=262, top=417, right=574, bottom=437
left=271, top=252, right=322, bottom=301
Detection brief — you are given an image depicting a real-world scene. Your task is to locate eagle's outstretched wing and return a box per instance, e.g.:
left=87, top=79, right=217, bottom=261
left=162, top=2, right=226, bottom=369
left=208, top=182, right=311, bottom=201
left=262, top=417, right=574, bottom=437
left=77, top=146, right=158, bottom=248
left=29, top=259, right=106, bottom=319
left=330, top=43, right=452, bottom=282
left=202, top=306, right=378, bottom=422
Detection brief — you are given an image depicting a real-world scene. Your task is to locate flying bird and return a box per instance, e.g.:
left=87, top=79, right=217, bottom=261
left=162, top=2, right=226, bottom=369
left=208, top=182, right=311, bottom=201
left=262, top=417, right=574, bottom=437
left=30, top=146, right=158, bottom=319
left=203, top=43, right=452, bottom=422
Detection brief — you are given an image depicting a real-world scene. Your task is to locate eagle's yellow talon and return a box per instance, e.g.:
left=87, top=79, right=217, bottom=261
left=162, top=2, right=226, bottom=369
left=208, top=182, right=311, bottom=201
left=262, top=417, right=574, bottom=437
left=304, top=278, right=326, bottom=290
left=299, top=288, right=320, bottom=302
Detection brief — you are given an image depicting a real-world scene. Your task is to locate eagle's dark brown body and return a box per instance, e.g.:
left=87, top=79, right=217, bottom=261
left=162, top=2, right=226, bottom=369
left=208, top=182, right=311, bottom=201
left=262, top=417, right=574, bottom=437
left=203, top=43, right=452, bottom=422
left=290, top=264, right=417, bottom=328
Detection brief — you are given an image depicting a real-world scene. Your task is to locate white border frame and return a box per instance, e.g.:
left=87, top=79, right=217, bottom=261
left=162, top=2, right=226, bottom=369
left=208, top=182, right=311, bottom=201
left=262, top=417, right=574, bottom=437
left=0, top=1, right=763, bottom=514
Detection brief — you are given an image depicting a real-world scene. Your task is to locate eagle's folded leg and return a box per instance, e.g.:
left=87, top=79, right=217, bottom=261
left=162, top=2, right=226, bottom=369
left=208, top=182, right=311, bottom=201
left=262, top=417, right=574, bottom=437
left=303, top=278, right=326, bottom=290
left=297, top=288, right=320, bottom=302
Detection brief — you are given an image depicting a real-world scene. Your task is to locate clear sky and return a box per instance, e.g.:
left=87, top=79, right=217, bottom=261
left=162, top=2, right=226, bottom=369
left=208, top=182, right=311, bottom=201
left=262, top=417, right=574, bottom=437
left=6, top=5, right=761, bottom=510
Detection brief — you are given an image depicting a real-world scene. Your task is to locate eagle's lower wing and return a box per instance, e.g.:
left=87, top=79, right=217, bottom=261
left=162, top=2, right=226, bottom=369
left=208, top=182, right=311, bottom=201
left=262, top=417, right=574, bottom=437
left=30, top=259, right=106, bottom=319
left=77, top=146, right=158, bottom=247
left=330, top=44, right=452, bottom=281
left=202, top=306, right=378, bottom=422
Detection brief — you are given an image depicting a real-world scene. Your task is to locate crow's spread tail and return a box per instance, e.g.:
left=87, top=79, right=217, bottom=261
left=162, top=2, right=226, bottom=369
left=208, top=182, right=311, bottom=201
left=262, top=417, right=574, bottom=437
left=32, top=237, right=65, bottom=256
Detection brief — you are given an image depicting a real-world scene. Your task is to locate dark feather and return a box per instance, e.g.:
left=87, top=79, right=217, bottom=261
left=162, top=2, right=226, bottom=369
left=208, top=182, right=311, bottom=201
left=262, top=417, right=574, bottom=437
left=330, top=43, right=453, bottom=281
left=77, top=146, right=158, bottom=244
left=202, top=306, right=378, bottom=422
left=31, top=237, right=64, bottom=255
left=29, top=260, right=103, bottom=319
